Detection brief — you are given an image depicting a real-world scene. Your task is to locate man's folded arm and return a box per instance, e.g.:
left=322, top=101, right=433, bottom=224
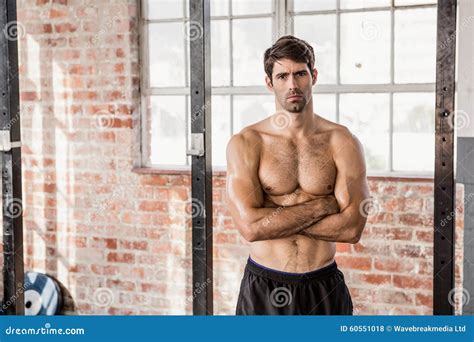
left=225, top=132, right=339, bottom=242
left=298, top=128, right=370, bottom=244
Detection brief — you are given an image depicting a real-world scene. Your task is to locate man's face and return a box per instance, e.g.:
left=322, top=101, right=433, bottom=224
left=266, top=58, right=317, bottom=113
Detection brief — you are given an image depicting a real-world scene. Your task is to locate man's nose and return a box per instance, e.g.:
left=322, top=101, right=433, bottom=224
left=288, top=75, right=297, bottom=89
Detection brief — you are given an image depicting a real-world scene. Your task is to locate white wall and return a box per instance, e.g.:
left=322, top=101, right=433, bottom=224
left=457, top=0, right=474, bottom=138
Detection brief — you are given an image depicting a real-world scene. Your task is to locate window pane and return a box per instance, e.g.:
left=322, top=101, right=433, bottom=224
left=395, top=0, right=436, bottom=6
left=314, top=93, right=336, bottom=122
left=233, top=95, right=274, bottom=133
left=294, top=15, right=337, bottom=84
left=394, top=8, right=437, bottom=83
left=146, top=0, right=184, bottom=20
left=211, top=20, right=230, bottom=86
left=212, top=96, right=231, bottom=167
left=149, top=23, right=186, bottom=87
left=211, top=0, right=229, bottom=16
left=150, top=96, right=187, bottom=165
left=340, top=11, right=391, bottom=84
left=393, top=93, right=435, bottom=172
left=339, top=93, right=390, bottom=171
left=340, top=0, right=391, bottom=9
left=232, top=0, right=272, bottom=15
left=293, top=0, right=337, bottom=11
left=232, top=18, right=272, bottom=86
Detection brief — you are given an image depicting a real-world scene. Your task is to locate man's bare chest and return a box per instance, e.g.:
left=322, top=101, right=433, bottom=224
left=257, top=135, right=337, bottom=197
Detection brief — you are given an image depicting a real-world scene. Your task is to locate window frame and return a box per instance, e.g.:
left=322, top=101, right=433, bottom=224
left=137, top=0, right=437, bottom=178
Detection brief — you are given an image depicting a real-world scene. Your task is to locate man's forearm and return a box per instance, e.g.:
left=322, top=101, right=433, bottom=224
left=248, top=196, right=338, bottom=241
left=297, top=207, right=362, bottom=243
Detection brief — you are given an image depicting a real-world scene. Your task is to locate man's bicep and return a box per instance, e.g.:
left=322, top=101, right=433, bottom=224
left=225, top=134, right=264, bottom=227
left=332, top=129, right=370, bottom=213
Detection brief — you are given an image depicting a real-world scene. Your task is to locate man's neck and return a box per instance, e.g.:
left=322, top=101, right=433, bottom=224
left=276, top=106, right=315, bottom=140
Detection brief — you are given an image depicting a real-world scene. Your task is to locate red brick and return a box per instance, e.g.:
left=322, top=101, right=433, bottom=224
left=400, top=184, right=433, bottom=195
left=54, top=23, right=77, bottom=33
left=215, top=233, right=237, bottom=244
left=416, top=230, right=433, bottom=242
left=370, top=227, right=413, bottom=241
left=90, top=237, right=117, bottom=250
left=139, top=201, right=168, bottom=212
left=367, top=212, right=394, bottom=224
left=352, top=241, right=391, bottom=256
left=73, top=91, right=98, bottom=101
left=49, top=8, right=67, bottom=18
left=352, top=273, right=391, bottom=285
left=393, top=244, right=431, bottom=258
left=393, top=275, right=432, bottom=290
left=381, top=197, right=403, bottom=212
left=139, top=175, right=169, bottom=186
left=119, top=240, right=148, bottom=251
left=106, top=279, right=135, bottom=291
left=373, top=257, right=415, bottom=273
left=91, top=265, right=119, bottom=276
left=107, top=252, right=134, bottom=263
left=372, top=290, right=413, bottom=305
left=21, top=91, right=38, bottom=101
left=335, top=256, right=372, bottom=271
left=336, top=243, right=351, bottom=253
left=415, top=293, right=433, bottom=307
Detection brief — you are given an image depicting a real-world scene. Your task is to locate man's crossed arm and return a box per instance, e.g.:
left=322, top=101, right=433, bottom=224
left=225, top=128, right=370, bottom=244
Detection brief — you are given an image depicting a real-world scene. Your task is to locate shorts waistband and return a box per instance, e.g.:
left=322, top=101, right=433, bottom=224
left=245, top=256, right=339, bottom=284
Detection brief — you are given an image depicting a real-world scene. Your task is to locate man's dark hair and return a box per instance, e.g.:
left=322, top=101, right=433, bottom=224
left=263, top=35, right=315, bottom=81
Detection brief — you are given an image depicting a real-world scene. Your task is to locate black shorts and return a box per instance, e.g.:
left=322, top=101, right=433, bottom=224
left=236, top=256, right=353, bottom=315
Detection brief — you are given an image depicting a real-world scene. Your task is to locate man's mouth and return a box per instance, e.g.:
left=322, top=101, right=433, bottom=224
left=287, top=95, right=303, bottom=100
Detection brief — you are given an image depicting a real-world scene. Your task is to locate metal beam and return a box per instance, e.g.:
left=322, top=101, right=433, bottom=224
left=1, top=0, right=24, bottom=315
left=433, top=0, right=457, bottom=315
left=187, top=0, right=213, bottom=315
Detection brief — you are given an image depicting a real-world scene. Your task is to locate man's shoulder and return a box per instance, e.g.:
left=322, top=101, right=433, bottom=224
left=324, top=122, right=365, bottom=163
left=226, top=126, right=263, bottom=158
left=313, top=114, right=354, bottom=141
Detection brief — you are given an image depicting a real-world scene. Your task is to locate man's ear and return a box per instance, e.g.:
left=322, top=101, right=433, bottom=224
left=265, top=75, right=274, bottom=92
left=312, top=68, right=318, bottom=86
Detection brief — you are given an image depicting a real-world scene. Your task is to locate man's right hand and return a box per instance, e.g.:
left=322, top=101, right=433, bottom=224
left=324, top=194, right=340, bottom=215
left=302, top=194, right=340, bottom=218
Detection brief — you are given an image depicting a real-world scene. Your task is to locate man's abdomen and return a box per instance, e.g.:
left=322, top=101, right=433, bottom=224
left=249, top=236, right=336, bottom=273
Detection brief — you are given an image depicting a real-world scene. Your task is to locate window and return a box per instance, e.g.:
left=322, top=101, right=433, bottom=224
left=139, top=0, right=437, bottom=175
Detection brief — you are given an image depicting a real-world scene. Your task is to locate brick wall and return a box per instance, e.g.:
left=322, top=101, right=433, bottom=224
left=0, top=0, right=465, bottom=315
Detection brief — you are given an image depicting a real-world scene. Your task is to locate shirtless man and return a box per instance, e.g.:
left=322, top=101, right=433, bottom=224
left=226, top=35, right=370, bottom=315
